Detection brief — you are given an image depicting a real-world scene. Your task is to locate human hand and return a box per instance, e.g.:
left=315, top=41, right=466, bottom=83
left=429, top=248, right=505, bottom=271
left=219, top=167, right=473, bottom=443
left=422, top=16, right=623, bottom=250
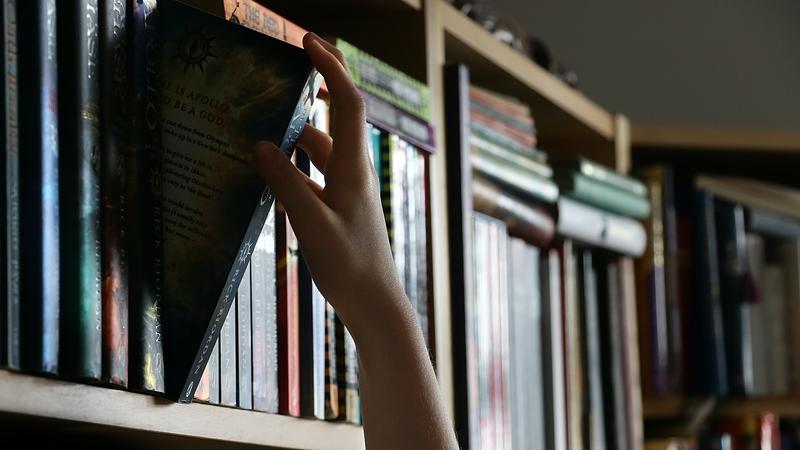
left=253, top=33, right=411, bottom=339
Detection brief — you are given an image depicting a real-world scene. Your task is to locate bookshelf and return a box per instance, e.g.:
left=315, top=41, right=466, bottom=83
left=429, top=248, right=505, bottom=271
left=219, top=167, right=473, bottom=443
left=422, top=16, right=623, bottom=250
left=1, top=0, right=637, bottom=448
left=643, top=396, right=800, bottom=420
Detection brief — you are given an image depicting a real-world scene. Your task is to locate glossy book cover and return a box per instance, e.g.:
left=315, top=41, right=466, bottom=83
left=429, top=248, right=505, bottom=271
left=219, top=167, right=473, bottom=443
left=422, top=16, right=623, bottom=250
left=156, top=0, right=321, bottom=402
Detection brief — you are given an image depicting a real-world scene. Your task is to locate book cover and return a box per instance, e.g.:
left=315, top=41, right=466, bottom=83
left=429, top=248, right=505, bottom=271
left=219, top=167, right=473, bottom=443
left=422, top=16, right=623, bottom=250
left=219, top=297, right=236, bottom=406
left=127, top=0, right=164, bottom=394
left=100, top=0, right=130, bottom=387
left=18, top=0, right=59, bottom=375
left=336, top=39, right=430, bottom=121
left=237, top=263, right=253, bottom=409
left=58, top=0, right=102, bottom=380
left=472, top=174, right=555, bottom=247
left=3, top=0, right=18, bottom=370
left=556, top=197, right=647, bottom=257
left=689, top=190, right=728, bottom=395
left=154, top=0, right=321, bottom=402
left=250, top=210, right=278, bottom=412
left=472, top=151, right=559, bottom=204
left=714, top=200, right=749, bottom=395
left=540, top=249, right=568, bottom=450
left=277, top=208, right=301, bottom=416
left=557, top=172, right=651, bottom=219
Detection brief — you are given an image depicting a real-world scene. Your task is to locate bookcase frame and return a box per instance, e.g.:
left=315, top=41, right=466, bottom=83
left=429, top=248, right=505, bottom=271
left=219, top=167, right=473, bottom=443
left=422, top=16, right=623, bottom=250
left=0, top=0, right=637, bottom=448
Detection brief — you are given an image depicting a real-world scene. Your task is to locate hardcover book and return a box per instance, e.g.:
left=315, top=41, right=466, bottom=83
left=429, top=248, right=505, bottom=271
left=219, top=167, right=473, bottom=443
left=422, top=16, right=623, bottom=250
left=4, top=0, right=19, bottom=370
left=154, top=0, right=322, bottom=402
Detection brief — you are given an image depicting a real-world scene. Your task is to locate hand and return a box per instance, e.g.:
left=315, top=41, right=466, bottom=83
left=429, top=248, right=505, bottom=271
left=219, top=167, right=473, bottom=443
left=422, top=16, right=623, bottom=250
left=253, top=33, right=411, bottom=339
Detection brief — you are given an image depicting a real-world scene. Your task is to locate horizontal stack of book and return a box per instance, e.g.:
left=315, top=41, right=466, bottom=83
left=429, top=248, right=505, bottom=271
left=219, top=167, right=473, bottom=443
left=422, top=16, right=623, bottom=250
left=447, top=74, right=648, bottom=450
left=0, top=0, right=433, bottom=426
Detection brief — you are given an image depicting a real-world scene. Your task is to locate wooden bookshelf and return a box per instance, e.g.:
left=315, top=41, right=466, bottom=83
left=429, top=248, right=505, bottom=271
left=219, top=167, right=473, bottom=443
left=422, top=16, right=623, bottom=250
left=643, top=395, right=800, bottom=420
left=633, top=124, right=800, bottom=153
left=0, top=370, right=364, bottom=450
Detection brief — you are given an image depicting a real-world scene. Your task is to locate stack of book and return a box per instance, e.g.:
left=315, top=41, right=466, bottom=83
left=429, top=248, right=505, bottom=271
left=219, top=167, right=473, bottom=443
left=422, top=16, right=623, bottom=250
left=0, top=0, right=436, bottom=427
left=448, top=77, right=647, bottom=450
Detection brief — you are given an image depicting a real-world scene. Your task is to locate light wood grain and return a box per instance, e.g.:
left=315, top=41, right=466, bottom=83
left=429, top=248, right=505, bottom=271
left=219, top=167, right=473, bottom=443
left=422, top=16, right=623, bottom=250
left=695, top=176, right=800, bottom=220
left=0, top=370, right=364, bottom=450
left=615, top=115, right=632, bottom=174
left=633, top=124, right=800, bottom=153
left=437, top=0, right=614, bottom=142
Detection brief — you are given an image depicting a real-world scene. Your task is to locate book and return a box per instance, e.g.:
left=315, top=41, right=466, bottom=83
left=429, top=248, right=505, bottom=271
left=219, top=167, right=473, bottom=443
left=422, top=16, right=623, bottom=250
left=555, top=157, right=647, bottom=197
left=470, top=121, right=545, bottom=162
left=689, top=190, right=727, bottom=395
left=336, top=39, right=430, bottom=121
left=540, top=249, right=568, bottom=450
left=250, top=209, right=278, bottom=413
left=556, top=172, right=651, bottom=219
left=579, top=250, right=607, bottom=450
left=277, top=208, right=301, bottom=416
left=468, top=97, right=535, bottom=136
left=18, top=0, right=59, bottom=375
left=696, top=176, right=800, bottom=222
left=100, top=0, right=130, bottom=387
left=469, top=133, right=552, bottom=178
left=472, top=174, right=555, bottom=248
left=127, top=0, right=164, bottom=395
left=4, top=0, right=19, bottom=370
left=209, top=340, right=219, bottom=404
left=635, top=167, right=670, bottom=396
left=324, top=302, right=339, bottom=420
left=507, top=238, right=545, bottom=450
left=619, top=257, right=644, bottom=450
left=559, top=240, right=585, bottom=450
left=58, top=0, right=102, bottom=380
left=0, top=0, right=4, bottom=368
left=556, top=197, right=647, bottom=257
left=360, top=89, right=435, bottom=154
left=237, top=264, right=253, bottom=409
left=153, top=0, right=322, bottom=402
left=746, top=208, right=800, bottom=239
left=781, top=240, right=800, bottom=394
left=469, top=85, right=534, bottom=128
left=714, top=200, right=748, bottom=395
left=472, top=151, right=559, bottom=204
left=335, top=316, right=361, bottom=424
left=219, top=296, right=236, bottom=406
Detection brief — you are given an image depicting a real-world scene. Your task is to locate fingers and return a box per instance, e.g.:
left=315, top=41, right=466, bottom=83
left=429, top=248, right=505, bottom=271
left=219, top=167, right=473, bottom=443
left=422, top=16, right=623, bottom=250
left=297, top=124, right=332, bottom=174
left=253, top=141, right=329, bottom=230
left=303, top=33, right=363, bottom=118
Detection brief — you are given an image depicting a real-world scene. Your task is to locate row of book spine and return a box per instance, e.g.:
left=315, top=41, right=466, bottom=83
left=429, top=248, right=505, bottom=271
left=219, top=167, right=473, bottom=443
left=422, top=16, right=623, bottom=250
left=636, top=166, right=800, bottom=399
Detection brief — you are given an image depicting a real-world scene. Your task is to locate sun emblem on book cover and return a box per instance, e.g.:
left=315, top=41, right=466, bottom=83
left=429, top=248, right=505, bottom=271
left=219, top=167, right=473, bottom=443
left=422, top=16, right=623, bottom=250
left=174, top=27, right=216, bottom=73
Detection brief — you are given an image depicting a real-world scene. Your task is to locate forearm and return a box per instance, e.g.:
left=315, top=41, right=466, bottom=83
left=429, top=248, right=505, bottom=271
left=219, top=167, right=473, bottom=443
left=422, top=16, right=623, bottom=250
left=348, top=294, right=458, bottom=450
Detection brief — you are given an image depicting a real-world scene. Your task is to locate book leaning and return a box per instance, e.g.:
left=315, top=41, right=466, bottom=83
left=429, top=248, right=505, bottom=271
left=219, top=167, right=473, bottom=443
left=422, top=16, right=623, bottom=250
left=155, top=0, right=322, bottom=402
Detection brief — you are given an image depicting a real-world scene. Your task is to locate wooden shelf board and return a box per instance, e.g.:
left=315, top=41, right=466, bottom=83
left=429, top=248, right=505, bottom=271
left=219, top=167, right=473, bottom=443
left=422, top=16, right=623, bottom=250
left=0, top=370, right=364, bottom=450
left=643, top=395, right=800, bottom=419
left=438, top=1, right=615, bottom=148
left=632, top=124, right=800, bottom=153
left=257, top=0, right=420, bottom=13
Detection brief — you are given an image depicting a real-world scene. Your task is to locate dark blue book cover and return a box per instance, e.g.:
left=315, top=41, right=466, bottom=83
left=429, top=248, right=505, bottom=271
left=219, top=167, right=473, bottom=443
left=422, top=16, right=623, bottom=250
left=127, top=0, right=164, bottom=394
left=155, top=0, right=321, bottom=402
left=18, top=0, right=59, bottom=374
left=714, top=200, right=748, bottom=395
left=690, top=189, right=728, bottom=395
left=57, top=0, right=102, bottom=380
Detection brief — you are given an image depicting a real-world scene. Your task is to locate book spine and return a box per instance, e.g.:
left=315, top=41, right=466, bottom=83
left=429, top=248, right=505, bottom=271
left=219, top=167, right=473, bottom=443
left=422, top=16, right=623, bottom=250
left=556, top=197, right=647, bottom=257
left=17, top=0, right=59, bottom=374
left=468, top=86, right=533, bottom=125
left=100, top=0, right=129, bottom=387
left=560, top=240, right=585, bottom=450
left=661, top=167, right=683, bottom=394
left=336, top=38, right=430, bottom=121
left=781, top=241, right=800, bottom=395
left=690, top=190, right=728, bottom=395
left=561, top=172, right=651, bottom=219
left=219, top=296, right=236, bottom=406
left=541, top=249, right=568, bottom=450
left=251, top=211, right=278, bottom=412
left=58, top=0, right=102, bottom=380
left=324, top=302, right=339, bottom=420
left=413, top=149, right=430, bottom=349
left=208, top=340, right=219, bottom=404
left=619, top=257, right=644, bottom=450
left=359, top=88, right=435, bottom=154
left=469, top=133, right=553, bottom=179
left=237, top=264, right=253, bottom=409
left=277, top=209, right=300, bottom=416
left=470, top=121, right=545, bottom=161
left=175, top=69, right=322, bottom=403
left=714, top=201, right=748, bottom=395
left=579, top=251, right=607, bottom=450
left=470, top=108, right=536, bottom=149
left=468, top=99, right=535, bottom=135
left=223, top=0, right=286, bottom=39
left=578, top=159, right=647, bottom=197
left=342, top=322, right=361, bottom=424
left=0, top=0, right=4, bottom=368
left=472, top=152, right=559, bottom=204
left=127, top=0, right=164, bottom=394
left=2, top=0, right=18, bottom=370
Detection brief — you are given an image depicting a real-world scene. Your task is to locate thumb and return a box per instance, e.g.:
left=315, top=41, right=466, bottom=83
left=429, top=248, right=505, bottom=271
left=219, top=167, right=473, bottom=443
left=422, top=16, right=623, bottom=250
left=253, top=141, right=328, bottom=228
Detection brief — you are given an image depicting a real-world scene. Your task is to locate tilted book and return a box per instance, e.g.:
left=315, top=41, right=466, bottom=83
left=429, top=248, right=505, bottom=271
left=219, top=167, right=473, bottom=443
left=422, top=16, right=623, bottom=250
left=154, top=0, right=322, bottom=402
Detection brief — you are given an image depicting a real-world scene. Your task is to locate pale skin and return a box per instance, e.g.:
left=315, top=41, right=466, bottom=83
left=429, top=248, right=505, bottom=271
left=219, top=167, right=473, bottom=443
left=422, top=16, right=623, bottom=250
left=252, top=33, right=459, bottom=450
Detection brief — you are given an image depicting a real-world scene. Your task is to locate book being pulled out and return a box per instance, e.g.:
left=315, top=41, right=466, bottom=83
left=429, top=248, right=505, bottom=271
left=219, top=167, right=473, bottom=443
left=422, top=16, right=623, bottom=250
left=155, top=0, right=322, bottom=402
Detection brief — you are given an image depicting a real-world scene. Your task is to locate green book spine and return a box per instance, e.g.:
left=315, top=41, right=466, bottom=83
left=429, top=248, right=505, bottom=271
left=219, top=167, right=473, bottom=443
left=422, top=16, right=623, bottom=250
left=470, top=133, right=552, bottom=179
left=576, top=158, right=646, bottom=197
left=470, top=121, right=546, bottom=162
left=561, top=172, right=651, bottom=218
left=471, top=152, right=559, bottom=204
left=336, top=39, right=430, bottom=121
